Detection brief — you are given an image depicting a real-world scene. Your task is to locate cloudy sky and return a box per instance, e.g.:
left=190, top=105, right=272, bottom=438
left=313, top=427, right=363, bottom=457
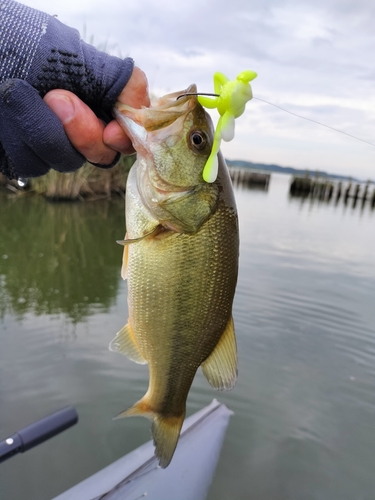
left=23, top=0, right=375, bottom=179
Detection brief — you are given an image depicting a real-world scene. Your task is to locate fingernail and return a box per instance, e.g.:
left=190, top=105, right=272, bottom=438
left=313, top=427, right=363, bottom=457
left=44, top=93, right=75, bottom=124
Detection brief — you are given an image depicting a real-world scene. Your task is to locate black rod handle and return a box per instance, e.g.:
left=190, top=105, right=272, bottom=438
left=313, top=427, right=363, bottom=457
left=0, top=406, right=78, bottom=464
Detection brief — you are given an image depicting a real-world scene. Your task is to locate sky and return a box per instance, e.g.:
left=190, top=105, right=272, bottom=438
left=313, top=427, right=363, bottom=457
left=23, top=0, right=375, bottom=179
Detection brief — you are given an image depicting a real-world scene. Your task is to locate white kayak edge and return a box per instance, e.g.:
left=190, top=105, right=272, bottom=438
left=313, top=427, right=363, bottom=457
left=53, top=399, right=234, bottom=500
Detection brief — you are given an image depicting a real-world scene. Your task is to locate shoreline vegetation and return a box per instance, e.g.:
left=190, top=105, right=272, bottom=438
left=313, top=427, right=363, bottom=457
left=0, top=154, right=135, bottom=201
left=1, top=156, right=372, bottom=202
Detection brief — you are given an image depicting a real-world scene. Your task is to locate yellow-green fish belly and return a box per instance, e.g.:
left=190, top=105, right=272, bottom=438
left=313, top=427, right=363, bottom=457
left=127, top=200, right=238, bottom=416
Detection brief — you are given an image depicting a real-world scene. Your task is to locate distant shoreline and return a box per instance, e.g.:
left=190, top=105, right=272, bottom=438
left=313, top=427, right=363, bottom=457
left=225, top=159, right=371, bottom=183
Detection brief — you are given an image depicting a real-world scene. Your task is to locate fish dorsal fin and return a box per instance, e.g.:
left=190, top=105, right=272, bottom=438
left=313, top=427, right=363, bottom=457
left=109, top=321, right=147, bottom=365
left=201, top=316, right=237, bottom=390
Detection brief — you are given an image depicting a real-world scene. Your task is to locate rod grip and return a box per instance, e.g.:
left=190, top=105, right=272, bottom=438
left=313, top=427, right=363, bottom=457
left=0, top=406, right=78, bottom=463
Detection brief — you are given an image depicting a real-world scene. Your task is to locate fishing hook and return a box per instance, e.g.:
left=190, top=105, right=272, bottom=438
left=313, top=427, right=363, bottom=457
left=176, top=92, right=220, bottom=100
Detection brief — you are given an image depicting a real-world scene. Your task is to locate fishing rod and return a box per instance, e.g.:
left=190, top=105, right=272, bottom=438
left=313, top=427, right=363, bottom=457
left=0, top=406, right=78, bottom=464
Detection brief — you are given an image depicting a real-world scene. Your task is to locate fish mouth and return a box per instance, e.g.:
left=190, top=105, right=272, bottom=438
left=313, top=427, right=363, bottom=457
left=149, top=84, right=198, bottom=110
left=113, top=84, right=198, bottom=137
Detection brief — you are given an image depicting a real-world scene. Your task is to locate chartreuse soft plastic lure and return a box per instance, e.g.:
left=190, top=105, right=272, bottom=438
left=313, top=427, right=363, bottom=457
left=198, top=70, right=257, bottom=183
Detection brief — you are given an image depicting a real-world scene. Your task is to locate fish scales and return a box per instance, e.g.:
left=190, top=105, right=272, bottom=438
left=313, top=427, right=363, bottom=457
left=111, top=85, right=239, bottom=468
left=128, top=198, right=238, bottom=412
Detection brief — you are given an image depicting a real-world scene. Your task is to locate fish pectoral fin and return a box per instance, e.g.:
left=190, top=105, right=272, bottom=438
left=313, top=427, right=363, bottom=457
left=114, top=397, right=185, bottom=469
left=121, top=243, right=128, bottom=280
left=116, top=225, right=160, bottom=246
left=119, top=232, right=129, bottom=280
left=118, top=226, right=160, bottom=280
left=201, top=315, right=237, bottom=390
left=109, top=322, right=147, bottom=365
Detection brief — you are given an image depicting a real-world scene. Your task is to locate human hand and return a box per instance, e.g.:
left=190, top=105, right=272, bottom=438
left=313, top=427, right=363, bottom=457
left=43, top=67, right=150, bottom=165
left=0, top=67, right=149, bottom=180
left=0, top=3, right=148, bottom=180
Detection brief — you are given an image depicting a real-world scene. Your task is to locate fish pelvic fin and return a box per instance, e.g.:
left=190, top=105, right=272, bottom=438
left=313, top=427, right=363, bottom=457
left=114, top=397, right=185, bottom=469
left=201, top=315, right=238, bottom=390
left=109, top=321, right=147, bottom=364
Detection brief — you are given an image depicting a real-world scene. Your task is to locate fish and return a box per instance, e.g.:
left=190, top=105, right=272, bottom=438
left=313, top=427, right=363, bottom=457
left=110, top=84, right=239, bottom=468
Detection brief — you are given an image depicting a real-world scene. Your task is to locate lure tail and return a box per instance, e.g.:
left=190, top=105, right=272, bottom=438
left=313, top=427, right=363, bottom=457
left=115, top=397, right=185, bottom=468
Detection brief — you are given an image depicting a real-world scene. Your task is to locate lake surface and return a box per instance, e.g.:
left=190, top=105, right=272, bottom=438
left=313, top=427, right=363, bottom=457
left=0, top=173, right=375, bottom=500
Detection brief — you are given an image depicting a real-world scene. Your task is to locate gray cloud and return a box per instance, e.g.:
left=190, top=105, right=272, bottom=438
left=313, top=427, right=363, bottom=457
left=22, top=0, right=375, bottom=178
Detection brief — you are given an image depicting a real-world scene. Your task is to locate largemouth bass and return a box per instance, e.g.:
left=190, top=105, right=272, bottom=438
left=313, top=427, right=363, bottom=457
left=111, top=85, right=239, bottom=468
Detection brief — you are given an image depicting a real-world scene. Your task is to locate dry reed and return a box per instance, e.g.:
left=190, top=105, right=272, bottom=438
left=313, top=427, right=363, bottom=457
left=0, top=154, right=136, bottom=200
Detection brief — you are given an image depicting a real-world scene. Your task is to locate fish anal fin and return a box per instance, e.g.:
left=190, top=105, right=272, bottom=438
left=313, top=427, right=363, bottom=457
left=114, top=396, right=184, bottom=469
left=109, top=321, right=147, bottom=364
left=114, top=397, right=154, bottom=420
left=201, top=316, right=237, bottom=390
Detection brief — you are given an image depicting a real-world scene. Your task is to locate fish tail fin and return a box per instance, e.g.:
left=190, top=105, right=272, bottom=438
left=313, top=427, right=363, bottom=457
left=114, top=397, right=184, bottom=468
left=151, top=413, right=185, bottom=468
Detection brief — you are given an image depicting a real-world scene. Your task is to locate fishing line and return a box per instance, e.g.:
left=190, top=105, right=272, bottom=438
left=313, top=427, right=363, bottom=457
left=253, top=96, right=375, bottom=148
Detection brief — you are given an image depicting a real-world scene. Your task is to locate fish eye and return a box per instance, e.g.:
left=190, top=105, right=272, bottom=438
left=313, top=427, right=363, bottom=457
left=189, top=130, right=207, bottom=151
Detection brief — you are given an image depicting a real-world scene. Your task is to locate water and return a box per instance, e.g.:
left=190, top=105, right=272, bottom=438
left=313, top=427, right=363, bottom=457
left=0, top=174, right=374, bottom=500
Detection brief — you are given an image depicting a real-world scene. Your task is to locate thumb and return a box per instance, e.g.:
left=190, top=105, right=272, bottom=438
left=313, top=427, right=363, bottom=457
left=0, top=80, right=85, bottom=178
left=44, top=89, right=118, bottom=165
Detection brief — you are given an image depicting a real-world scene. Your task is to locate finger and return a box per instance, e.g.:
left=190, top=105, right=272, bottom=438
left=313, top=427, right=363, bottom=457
left=103, top=120, right=135, bottom=154
left=44, top=90, right=118, bottom=165
left=103, top=67, right=150, bottom=154
left=117, top=66, right=150, bottom=108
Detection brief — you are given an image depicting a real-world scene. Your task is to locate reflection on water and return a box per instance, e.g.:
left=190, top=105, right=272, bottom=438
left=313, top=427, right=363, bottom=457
left=0, top=194, right=125, bottom=322
left=291, top=192, right=375, bottom=214
left=1, top=175, right=375, bottom=500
